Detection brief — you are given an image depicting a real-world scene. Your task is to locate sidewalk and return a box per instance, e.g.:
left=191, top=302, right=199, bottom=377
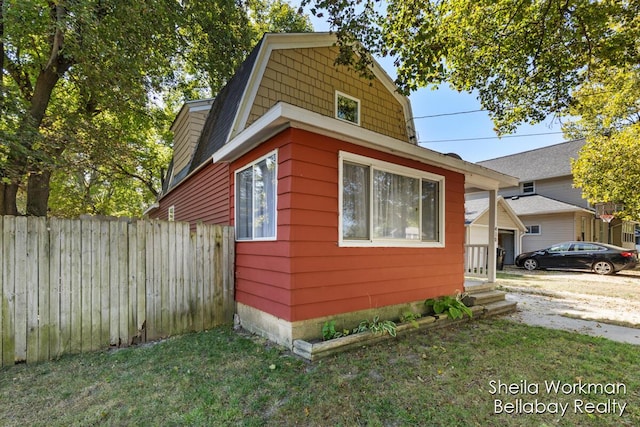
left=503, top=291, right=640, bottom=345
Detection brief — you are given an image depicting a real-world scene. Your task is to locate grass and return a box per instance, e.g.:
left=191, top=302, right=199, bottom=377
left=1, top=319, right=639, bottom=426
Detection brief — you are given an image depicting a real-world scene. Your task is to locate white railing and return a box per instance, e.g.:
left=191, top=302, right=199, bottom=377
left=464, top=244, right=489, bottom=278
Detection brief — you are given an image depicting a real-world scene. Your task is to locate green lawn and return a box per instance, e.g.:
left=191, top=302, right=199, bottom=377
left=1, top=319, right=638, bottom=426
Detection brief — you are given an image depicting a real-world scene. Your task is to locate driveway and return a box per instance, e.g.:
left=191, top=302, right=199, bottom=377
left=495, top=267, right=640, bottom=345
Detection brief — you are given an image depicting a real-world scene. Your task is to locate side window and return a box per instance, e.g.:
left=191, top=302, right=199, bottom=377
left=548, top=243, right=571, bottom=253
left=235, top=151, right=278, bottom=241
left=335, top=91, right=360, bottom=125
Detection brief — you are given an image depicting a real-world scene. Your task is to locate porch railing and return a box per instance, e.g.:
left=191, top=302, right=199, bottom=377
left=464, top=244, right=489, bottom=278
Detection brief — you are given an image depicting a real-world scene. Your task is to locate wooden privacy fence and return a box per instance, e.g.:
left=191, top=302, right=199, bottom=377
left=1, top=216, right=235, bottom=367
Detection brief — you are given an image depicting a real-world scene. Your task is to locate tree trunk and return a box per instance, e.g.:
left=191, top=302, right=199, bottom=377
left=26, top=169, right=53, bottom=216
left=0, top=182, right=20, bottom=216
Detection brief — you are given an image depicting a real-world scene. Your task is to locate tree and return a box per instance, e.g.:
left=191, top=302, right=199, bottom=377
left=304, top=0, right=640, bottom=219
left=303, top=0, right=639, bottom=133
left=1, top=0, right=182, bottom=216
left=568, top=65, right=640, bottom=220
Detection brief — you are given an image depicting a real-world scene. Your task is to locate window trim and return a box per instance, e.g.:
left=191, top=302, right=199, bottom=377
left=234, top=149, right=278, bottom=242
left=335, top=91, right=361, bottom=126
left=168, top=205, right=175, bottom=222
left=338, top=151, right=445, bottom=248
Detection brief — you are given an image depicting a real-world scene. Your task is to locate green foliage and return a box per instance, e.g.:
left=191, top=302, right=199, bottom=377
left=1, top=0, right=314, bottom=217
left=304, top=0, right=640, bottom=134
left=425, top=294, right=473, bottom=320
left=571, top=130, right=640, bottom=221
left=367, top=316, right=397, bottom=337
left=321, top=316, right=397, bottom=340
left=399, top=310, right=422, bottom=328
left=322, top=320, right=339, bottom=340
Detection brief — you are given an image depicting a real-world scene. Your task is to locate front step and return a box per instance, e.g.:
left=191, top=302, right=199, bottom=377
left=482, top=300, right=518, bottom=316
left=463, top=289, right=518, bottom=317
left=463, top=290, right=506, bottom=306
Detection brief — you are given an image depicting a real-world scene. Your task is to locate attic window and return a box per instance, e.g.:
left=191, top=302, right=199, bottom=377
left=522, top=181, right=535, bottom=194
left=335, top=91, right=360, bottom=125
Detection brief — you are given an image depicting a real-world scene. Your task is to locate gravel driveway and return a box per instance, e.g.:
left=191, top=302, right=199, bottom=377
left=495, top=267, right=640, bottom=345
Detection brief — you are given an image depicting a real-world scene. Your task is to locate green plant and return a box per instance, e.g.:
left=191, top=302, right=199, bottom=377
left=425, top=293, right=473, bottom=320
left=352, top=320, right=369, bottom=334
left=399, top=310, right=422, bottom=328
left=367, top=316, right=397, bottom=337
left=322, top=320, right=344, bottom=341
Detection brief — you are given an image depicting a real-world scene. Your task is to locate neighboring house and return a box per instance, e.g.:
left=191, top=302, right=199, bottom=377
left=467, top=139, right=637, bottom=255
left=146, top=33, right=516, bottom=348
left=465, top=196, right=526, bottom=264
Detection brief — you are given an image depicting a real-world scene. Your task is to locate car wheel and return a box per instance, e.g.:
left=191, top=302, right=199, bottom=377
left=593, top=260, right=615, bottom=275
left=522, top=258, right=538, bottom=271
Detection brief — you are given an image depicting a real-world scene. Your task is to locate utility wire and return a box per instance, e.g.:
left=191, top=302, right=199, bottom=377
left=412, top=109, right=484, bottom=120
left=419, top=131, right=564, bottom=144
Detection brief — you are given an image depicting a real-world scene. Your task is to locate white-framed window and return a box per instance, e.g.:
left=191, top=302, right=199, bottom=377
left=522, top=181, right=535, bottom=194
left=335, top=91, right=360, bottom=126
left=235, top=150, right=278, bottom=241
left=168, top=205, right=175, bottom=222
left=525, top=225, right=541, bottom=235
left=339, top=151, right=445, bottom=247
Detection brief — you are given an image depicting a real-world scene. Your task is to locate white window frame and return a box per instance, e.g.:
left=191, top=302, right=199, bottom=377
left=522, top=181, right=535, bottom=194
left=525, top=225, right=541, bottom=235
left=168, top=205, right=175, bottom=222
left=339, top=151, right=445, bottom=248
left=335, top=91, right=361, bottom=126
left=234, top=150, right=278, bottom=242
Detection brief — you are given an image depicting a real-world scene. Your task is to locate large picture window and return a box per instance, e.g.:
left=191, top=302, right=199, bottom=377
left=235, top=151, right=277, bottom=240
left=340, top=152, right=444, bottom=247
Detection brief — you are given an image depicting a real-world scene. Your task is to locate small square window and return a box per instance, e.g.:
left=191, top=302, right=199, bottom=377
left=525, top=225, right=540, bottom=235
left=522, top=181, right=535, bottom=194
left=335, top=91, right=360, bottom=125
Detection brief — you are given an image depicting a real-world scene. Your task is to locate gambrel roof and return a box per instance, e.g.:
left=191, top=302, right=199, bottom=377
left=160, top=32, right=519, bottom=198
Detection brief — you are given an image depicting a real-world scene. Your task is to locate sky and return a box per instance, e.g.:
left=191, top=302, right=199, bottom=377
left=300, top=5, right=569, bottom=163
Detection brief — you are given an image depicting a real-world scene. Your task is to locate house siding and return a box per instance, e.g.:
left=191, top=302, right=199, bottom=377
left=248, top=47, right=410, bottom=142
left=520, top=213, right=577, bottom=252
left=172, top=109, right=210, bottom=178
left=232, top=128, right=465, bottom=322
left=151, top=162, right=230, bottom=226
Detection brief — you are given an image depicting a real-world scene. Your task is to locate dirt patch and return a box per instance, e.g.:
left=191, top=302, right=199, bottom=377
left=495, top=267, right=640, bottom=344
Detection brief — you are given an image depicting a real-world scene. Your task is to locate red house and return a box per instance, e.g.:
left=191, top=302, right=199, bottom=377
left=146, top=33, right=517, bottom=347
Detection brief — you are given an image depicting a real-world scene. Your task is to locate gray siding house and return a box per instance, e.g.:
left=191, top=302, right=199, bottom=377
left=467, top=139, right=637, bottom=257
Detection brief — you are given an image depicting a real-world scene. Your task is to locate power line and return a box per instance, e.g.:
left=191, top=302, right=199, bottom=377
left=412, top=109, right=484, bottom=120
left=419, top=131, right=564, bottom=144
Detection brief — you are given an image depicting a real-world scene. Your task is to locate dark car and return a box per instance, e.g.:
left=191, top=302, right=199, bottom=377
left=515, top=241, right=639, bottom=275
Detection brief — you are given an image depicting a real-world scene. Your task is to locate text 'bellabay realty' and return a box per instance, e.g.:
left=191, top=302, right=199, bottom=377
left=489, top=379, right=627, bottom=417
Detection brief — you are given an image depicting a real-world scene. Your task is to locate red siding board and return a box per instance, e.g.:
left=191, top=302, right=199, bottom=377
left=154, top=162, right=230, bottom=226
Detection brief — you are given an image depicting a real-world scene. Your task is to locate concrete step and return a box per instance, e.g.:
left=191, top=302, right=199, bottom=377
left=482, top=300, right=518, bottom=317
left=464, top=290, right=506, bottom=307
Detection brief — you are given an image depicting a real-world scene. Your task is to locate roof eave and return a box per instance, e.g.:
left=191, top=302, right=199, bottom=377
left=213, top=102, right=519, bottom=190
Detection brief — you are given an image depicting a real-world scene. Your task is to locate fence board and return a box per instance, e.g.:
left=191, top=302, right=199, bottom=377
left=2, top=217, right=16, bottom=365
left=99, top=221, right=110, bottom=348
left=90, top=220, right=101, bottom=351
left=49, top=218, right=61, bottom=359
left=14, top=217, right=27, bottom=362
left=37, top=218, right=51, bottom=362
left=81, top=220, right=93, bottom=353
left=0, top=216, right=234, bottom=367
left=117, top=221, right=129, bottom=346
